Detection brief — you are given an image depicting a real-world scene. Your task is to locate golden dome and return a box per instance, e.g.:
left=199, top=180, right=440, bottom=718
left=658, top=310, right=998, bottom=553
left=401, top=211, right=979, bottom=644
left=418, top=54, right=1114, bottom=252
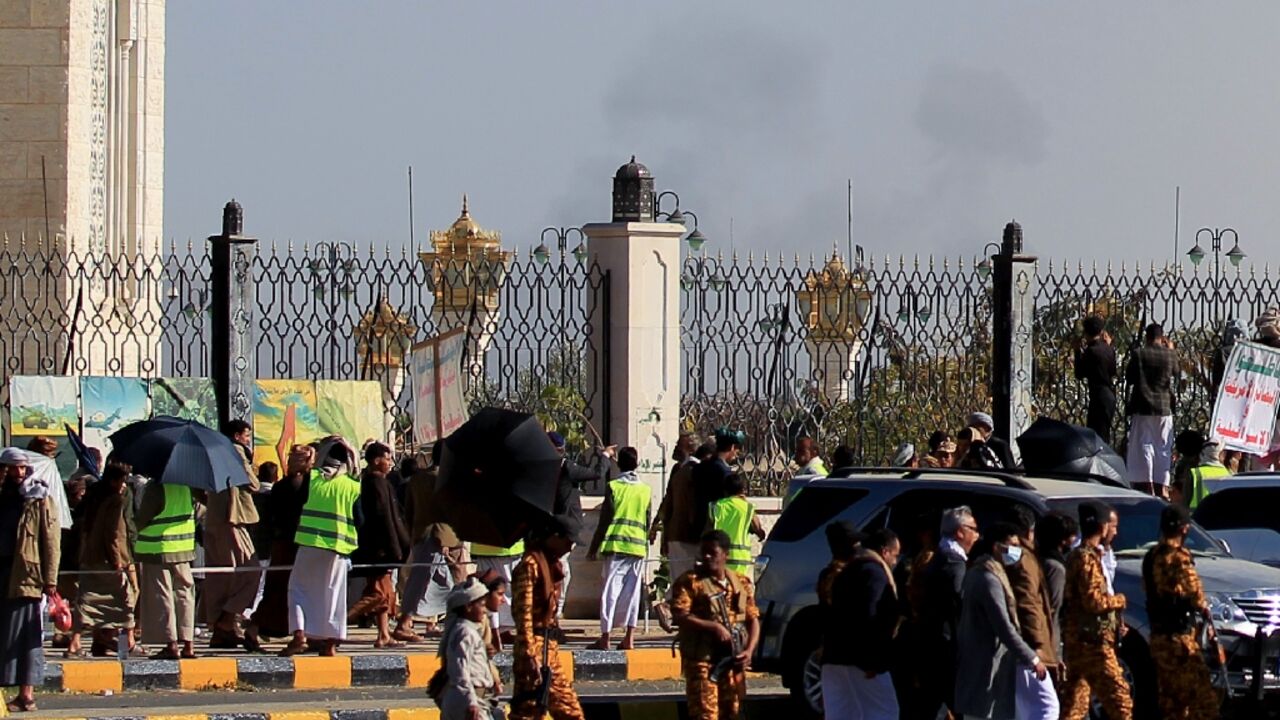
left=432, top=194, right=502, bottom=251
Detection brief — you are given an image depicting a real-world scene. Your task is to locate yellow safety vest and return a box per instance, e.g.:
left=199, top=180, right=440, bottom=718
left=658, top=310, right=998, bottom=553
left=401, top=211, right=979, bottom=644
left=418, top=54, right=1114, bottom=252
left=784, top=459, right=829, bottom=508
left=472, top=540, right=525, bottom=558
left=135, top=484, right=196, bottom=558
left=711, top=496, right=755, bottom=574
left=1189, top=464, right=1230, bottom=510
left=295, top=470, right=361, bottom=555
left=599, top=477, right=650, bottom=557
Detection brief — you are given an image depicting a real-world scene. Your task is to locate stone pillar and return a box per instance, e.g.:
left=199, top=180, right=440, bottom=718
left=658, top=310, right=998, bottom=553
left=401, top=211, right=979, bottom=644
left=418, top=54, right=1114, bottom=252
left=209, top=200, right=257, bottom=430
left=991, top=221, right=1037, bottom=456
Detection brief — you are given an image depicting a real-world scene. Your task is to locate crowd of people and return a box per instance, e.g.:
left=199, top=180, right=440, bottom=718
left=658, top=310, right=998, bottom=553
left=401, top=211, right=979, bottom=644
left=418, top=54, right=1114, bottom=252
left=816, top=501, right=1217, bottom=720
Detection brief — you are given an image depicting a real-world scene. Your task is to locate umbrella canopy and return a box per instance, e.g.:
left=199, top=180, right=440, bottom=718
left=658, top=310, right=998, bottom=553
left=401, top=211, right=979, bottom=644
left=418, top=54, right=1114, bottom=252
left=108, top=416, right=250, bottom=493
left=1017, top=417, right=1128, bottom=485
left=63, top=424, right=101, bottom=482
left=436, top=408, right=564, bottom=547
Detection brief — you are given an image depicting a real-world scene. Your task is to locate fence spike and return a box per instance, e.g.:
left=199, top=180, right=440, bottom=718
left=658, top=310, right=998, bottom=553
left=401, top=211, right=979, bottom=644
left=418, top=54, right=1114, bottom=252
left=748, top=250, right=755, bottom=264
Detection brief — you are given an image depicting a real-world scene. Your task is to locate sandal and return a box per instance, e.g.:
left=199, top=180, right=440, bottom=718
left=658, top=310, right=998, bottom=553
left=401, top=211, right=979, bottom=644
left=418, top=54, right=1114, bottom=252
left=62, top=649, right=86, bottom=659
left=390, top=629, right=423, bottom=643
left=6, top=698, right=36, bottom=712
left=373, top=639, right=404, bottom=649
left=150, top=648, right=180, bottom=660
left=278, top=640, right=306, bottom=657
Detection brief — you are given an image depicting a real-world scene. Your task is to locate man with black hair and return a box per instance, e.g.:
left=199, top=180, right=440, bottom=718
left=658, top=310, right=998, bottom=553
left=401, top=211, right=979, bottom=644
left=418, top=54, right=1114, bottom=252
left=816, top=521, right=862, bottom=608
left=348, top=442, right=410, bottom=648
left=1075, top=315, right=1118, bottom=445
left=672, top=529, right=761, bottom=720
left=1143, top=504, right=1217, bottom=720
left=509, top=514, right=584, bottom=720
left=546, top=431, right=617, bottom=620
left=823, top=528, right=901, bottom=719
left=1060, top=502, right=1131, bottom=720
left=709, top=473, right=766, bottom=577
left=587, top=447, right=650, bottom=650
left=651, top=440, right=716, bottom=632
left=691, top=429, right=743, bottom=538
left=1126, top=323, right=1180, bottom=497
left=205, top=419, right=262, bottom=648
left=1004, top=505, right=1061, bottom=719
left=955, top=521, right=1044, bottom=720
left=830, top=444, right=856, bottom=471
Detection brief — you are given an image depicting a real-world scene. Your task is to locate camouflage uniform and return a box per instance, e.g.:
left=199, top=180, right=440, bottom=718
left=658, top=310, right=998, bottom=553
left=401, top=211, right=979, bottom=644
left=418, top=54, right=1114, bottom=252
left=1060, top=545, right=1132, bottom=720
left=816, top=558, right=846, bottom=608
left=672, top=568, right=760, bottom=720
left=1144, top=538, right=1218, bottom=720
left=508, top=551, right=584, bottom=720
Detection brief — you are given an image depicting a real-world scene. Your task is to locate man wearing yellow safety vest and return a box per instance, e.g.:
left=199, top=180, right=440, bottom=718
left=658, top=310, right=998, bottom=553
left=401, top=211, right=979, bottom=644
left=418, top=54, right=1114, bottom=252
left=587, top=447, right=649, bottom=650
left=135, top=477, right=199, bottom=659
left=472, top=533, right=525, bottom=646
left=282, top=437, right=362, bottom=657
left=1181, top=438, right=1231, bottom=510
left=709, top=473, right=766, bottom=578
left=784, top=436, right=828, bottom=508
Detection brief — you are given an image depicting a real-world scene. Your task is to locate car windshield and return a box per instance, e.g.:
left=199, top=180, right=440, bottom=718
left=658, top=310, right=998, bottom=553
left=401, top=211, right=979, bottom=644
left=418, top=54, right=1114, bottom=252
left=1046, top=496, right=1226, bottom=556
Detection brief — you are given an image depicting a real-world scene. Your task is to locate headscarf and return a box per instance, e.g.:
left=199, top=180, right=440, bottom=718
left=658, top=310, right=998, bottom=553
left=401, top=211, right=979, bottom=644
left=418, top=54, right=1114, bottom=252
left=313, top=436, right=357, bottom=479
left=1257, top=308, right=1280, bottom=342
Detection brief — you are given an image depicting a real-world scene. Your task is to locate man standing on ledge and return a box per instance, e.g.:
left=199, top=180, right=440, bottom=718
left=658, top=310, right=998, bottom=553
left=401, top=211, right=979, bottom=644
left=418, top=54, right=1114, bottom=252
left=1125, top=323, right=1179, bottom=498
left=508, top=514, right=584, bottom=720
left=672, top=529, right=761, bottom=720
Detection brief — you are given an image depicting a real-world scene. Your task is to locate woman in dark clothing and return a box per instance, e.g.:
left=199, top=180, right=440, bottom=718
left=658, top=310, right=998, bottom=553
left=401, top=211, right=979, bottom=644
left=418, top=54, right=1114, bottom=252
left=0, top=447, right=59, bottom=712
left=244, top=446, right=312, bottom=652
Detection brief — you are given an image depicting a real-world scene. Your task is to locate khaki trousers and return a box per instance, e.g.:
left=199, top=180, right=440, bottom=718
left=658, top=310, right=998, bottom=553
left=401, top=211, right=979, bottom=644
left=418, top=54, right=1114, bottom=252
left=202, top=524, right=261, bottom=624
left=140, top=560, right=195, bottom=644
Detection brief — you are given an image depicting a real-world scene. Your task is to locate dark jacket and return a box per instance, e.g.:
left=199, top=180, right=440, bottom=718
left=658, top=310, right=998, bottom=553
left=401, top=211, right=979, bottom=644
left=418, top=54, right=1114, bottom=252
left=268, top=469, right=308, bottom=543
left=986, top=435, right=1018, bottom=470
left=920, top=547, right=967, bottom=648
left=1041, top=554, right=1067, bottom=644
left=822, top=551, right=899, bottom=673
left=1126, top=344, right=1179, bottom=416
left=691, top=456, right=733, bottom=537
left=555, top=453, right=613, bottom=525
left=353, top=470, right=410, bottom=572
left=1075, top=339, right=1118, bottom=391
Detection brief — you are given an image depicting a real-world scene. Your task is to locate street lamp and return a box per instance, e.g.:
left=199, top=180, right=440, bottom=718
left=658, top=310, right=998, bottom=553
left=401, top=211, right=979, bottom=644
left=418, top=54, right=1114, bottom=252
left=977, top=242, right=1001, bottom=280
left=1186, top=227, right=1245, bottom=280
left=655, top=190, right=710, bottom=252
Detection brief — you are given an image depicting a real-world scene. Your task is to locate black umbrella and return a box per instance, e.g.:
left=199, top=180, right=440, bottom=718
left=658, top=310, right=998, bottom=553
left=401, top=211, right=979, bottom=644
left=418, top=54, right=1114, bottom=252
left=108, top=417, right=250, bottom=493
left=436, top=407, right=564, bottom=547
left=64, top=424, right=101, bottom=482
left=1017, top=417, right=1128, bottom=484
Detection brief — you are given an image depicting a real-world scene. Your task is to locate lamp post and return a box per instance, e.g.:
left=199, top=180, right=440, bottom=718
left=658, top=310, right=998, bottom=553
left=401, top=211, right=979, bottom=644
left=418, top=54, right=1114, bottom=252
left=311, top=241, right=357, bottom=378
left=654, top=190, right=709, bottom=253
left=1186, top=227, right=1244, bottom=323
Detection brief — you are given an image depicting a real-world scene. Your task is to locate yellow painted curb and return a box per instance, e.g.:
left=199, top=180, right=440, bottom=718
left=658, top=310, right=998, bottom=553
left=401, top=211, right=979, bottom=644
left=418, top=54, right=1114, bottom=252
left=624, top=648, right=683, bottom=681
left=179, top=658, right=238, bottom=690
left=388, top=708, right=442, bottom=720
left=291, top=656, right=352, bottom=689
left=60, top=661, right=123, bottom=693
left=267, top=712, right=330, bottom=720
left=405, top=654, right=441, bottom=688
left=558, top=649, right=575, bottom=684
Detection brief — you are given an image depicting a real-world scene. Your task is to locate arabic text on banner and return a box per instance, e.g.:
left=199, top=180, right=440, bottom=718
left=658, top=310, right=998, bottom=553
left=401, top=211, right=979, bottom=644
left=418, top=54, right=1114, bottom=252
left=411, top=339, right=440, bottom=445
left=1210, top=340, right=1280, bottom=455
left=435, top=330, right=468, bottom=437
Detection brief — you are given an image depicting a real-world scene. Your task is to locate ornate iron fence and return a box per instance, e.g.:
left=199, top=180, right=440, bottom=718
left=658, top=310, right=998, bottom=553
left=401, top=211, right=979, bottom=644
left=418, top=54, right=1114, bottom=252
left=0, top=236, right=608, bottom=450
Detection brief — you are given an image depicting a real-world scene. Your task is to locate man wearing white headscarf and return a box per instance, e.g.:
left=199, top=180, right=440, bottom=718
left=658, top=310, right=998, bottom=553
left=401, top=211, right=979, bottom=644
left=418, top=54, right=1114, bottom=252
left=280, top=436, right=362, bottom=657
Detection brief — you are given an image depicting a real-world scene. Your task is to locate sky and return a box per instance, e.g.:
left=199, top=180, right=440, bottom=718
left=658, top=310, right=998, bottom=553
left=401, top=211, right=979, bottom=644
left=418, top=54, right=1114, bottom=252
left=165, top=1, right=1280, bottom=270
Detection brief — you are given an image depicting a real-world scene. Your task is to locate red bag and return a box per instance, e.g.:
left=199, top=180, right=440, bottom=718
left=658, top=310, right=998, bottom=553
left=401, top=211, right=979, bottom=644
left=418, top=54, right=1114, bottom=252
left=47, top=592, right=72, bottom=632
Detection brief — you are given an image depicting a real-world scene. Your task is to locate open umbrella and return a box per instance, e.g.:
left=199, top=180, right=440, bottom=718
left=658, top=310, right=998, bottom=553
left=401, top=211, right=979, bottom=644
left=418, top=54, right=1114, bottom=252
left=435, top=407, right=564, bottom=547
left=63, top=424, right=101, bottom=482
left=1017, top=417, right=1128, bottom=485
left=108, top=416, right=249, bottom=493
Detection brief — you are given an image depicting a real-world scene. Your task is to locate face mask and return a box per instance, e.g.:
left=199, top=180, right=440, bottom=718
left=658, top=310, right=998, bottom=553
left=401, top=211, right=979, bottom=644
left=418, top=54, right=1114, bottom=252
left=1002, top=546, right=1023, bottom=566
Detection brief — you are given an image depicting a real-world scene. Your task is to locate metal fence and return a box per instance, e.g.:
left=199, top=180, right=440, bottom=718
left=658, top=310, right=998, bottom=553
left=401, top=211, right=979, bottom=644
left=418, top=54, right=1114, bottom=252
left=3, top=234, right=1278, bottom=494
left=0, top=236, right=608, bottom=450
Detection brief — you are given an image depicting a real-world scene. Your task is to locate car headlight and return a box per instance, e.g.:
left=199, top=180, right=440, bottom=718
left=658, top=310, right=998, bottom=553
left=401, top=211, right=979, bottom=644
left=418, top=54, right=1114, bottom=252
left=1208, top=592, right=1248, bottom=625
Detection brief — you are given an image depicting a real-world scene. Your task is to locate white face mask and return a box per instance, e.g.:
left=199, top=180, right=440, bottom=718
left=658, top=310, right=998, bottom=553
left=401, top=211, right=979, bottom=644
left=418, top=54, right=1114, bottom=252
left=1001, top=546, right=1023, bottom=566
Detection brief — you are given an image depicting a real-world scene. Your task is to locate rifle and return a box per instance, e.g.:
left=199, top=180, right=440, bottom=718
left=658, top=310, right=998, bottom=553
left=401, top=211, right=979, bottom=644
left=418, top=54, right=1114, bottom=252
left=1200, top=608, right=1229, bottom=694
left=511, top=631, right=552, bottom=712
left=706, top=589, right=747, bottom=683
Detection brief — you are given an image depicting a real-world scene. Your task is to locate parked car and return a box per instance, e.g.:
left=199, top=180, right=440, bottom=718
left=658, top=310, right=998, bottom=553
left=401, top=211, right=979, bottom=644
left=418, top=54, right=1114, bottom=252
left=1194, top=473, right=1280, bottom=567
left=754, top=468, right=1280, bottom=718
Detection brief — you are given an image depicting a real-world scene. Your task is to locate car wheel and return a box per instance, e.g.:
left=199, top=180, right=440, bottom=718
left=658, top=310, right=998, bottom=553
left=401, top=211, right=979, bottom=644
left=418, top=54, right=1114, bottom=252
left=800, top=648, right=824, bottom=714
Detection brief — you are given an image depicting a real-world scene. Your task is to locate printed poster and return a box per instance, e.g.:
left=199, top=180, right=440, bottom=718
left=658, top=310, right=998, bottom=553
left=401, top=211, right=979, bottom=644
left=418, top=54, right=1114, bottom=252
left=80, top=376, right=150, bottom=454
left=436, top=329, right=468, bottom=437
left=410, top=339, right=440, bottom=445
left=253, top=379, right=321, bottom=469
left=9, top=376, right=79, bottom=437
left=317, top=380, right=385, bottom=449
left=150, top=377, right=217, bottom=426
left=1211, top=340, right=1280, bottom=455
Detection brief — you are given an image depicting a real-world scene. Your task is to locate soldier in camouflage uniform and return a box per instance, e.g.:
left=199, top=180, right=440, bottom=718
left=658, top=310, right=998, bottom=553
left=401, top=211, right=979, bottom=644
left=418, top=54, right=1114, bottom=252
left=672, top=530, right=761, bottom=720
left=1143, top=504, right=1219, bottom=720
left=508, top=515, right=584, bottom=720
left=1060, top=502, right=1132, bottom=720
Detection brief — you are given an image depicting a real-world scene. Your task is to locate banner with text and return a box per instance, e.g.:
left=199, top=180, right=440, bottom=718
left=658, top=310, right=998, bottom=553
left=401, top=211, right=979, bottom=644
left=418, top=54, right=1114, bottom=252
left=410, top=328, right=468, bottom=445
left=1211, top=340, right=1280, bottom=455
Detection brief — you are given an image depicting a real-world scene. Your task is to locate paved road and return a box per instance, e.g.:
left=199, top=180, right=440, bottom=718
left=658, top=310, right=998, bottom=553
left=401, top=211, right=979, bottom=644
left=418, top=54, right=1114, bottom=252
left=32, top=678, right=789, bottom=718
